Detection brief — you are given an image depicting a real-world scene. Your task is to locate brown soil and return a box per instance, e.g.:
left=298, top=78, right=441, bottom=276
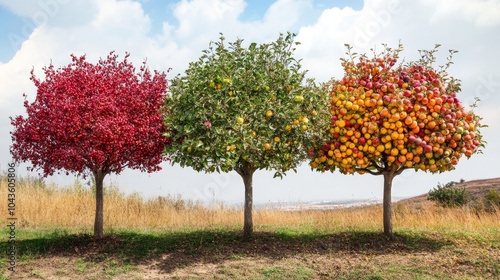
left=5, top=230, right=499, bottom=279
left=2, top=177, right=499, bottom=279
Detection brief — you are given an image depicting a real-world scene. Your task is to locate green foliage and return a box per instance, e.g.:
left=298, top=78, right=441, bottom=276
left=164, top=32, right=329, bottom=177
left=75, top=258, right=91, bottom=273
left=484, top=189, right=500, bottom=212
left=427, top=180, right=469, bottom=207
left=260, top=266, right=314, bottom=279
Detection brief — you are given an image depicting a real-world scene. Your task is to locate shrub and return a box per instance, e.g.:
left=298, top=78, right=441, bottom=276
left=484, top=189, right=500, bottom=212
left=428, top=180, right=469, bottom=207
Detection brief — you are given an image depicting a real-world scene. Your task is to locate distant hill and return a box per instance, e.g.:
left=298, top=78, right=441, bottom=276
left=397, top=177, right=500, bottom=206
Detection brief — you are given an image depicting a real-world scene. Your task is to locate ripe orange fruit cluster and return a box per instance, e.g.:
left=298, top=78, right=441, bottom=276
left=310, top=54, right=482, bottom=174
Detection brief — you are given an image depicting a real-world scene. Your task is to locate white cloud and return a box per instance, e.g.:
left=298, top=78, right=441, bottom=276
left=261, top=0, right=312, bottom=30
left=175, top=0, right=244, bottom=24
left=0, top=0, right=161, bottom=105
left=154, top=0, right=319, bottom=75
left=422, top=0, right=500, bottom=27
left=296, top=0, right=500, bottom=99
left=171, top=0, right=245, bottom=42
left=295, top=6, right=359, bottom=82
left=0, top=0, right=68, bottom=19
left=92, top=0, right=151, bottom=33
left=0, top=0, right=97, bottom=27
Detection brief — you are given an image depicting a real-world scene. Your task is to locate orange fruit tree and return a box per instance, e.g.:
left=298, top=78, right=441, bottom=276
left=308, top=44, right=486, bottom=237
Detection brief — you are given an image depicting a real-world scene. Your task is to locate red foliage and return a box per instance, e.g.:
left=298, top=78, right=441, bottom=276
left=10, top=51, right=169, bottom=177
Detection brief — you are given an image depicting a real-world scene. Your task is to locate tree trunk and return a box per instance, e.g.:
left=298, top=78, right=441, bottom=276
left=93, top=170, right=106, bottom=239
left=236, top=163, right=256, bottom=240
left=382, top=171, right=395, bottom=238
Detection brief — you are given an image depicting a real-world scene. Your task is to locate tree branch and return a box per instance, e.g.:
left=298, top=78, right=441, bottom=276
left=395, top=166, right=411, bottom=176
left=235, top=167, right=243, bottom=177
left=355, top=164, right=383, bottom=176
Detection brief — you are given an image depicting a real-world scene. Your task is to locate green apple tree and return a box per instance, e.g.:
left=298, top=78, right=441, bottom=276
left=164, top=33, right=329, bottom=239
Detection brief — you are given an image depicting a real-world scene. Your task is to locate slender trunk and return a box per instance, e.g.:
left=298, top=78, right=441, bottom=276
left=382, top=171, right=394, bottom=238
left=93, top=170, right=106, bottom=239
left=243, top=172, right=253, bottom=239
left=236, top=163, right=256, bottom=240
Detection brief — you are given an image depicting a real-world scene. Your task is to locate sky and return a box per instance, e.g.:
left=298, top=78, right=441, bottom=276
left=0, top=0, right=499, bottom=206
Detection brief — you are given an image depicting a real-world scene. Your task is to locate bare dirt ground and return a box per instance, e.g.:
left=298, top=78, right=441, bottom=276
left=6, top=230, right=499, bottom=280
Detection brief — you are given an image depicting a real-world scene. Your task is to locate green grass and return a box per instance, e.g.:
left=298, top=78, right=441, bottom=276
left=103, top=259, right=135, bottom=276
left=75, top=258, right=92, bottom=273
left=256, top=265, right=314, bottom=280
left=29, top=269, right=41, bottom=277
left=0, top=227, right=498, bottom=279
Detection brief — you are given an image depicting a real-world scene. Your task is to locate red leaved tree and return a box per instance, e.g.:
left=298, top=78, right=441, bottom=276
left=10, top=52, right=169, bottom=238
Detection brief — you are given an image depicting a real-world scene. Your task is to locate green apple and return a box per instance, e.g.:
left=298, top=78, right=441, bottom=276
left=294, top=95, right=304, bottom=102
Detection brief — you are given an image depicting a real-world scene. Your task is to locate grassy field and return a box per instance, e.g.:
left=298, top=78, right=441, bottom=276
left=0, top=175, right=499, bottom=279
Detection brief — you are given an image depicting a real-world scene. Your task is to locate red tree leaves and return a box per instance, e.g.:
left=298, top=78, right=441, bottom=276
left=10, top=51, right=169, bottom=177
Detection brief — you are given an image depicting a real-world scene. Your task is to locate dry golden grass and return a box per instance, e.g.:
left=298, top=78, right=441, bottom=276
left=1, top=174, right=499, bottom=234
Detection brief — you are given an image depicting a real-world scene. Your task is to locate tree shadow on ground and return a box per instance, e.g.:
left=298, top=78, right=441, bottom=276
left=4, top=229, right=454, bottom=273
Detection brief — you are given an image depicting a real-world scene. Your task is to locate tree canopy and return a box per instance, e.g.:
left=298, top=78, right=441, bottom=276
left=164, top=33, right=329, bottom=237
left=10, top=52, right=169, bottom=238
left=308, top=44, right=485, bottom=236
